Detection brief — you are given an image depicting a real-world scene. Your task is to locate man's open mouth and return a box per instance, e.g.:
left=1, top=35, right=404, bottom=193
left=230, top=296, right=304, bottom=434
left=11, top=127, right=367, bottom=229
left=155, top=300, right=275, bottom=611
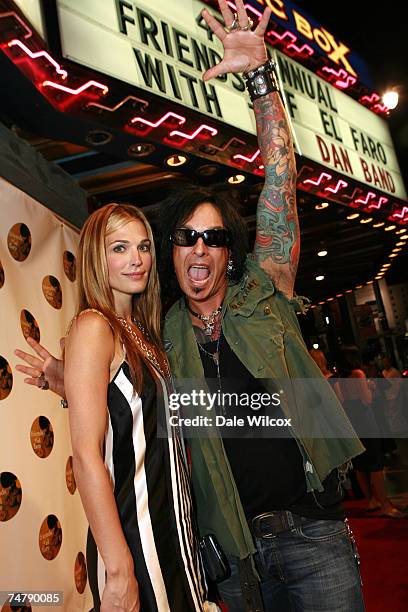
left=188, top=265, right=210, bottom=282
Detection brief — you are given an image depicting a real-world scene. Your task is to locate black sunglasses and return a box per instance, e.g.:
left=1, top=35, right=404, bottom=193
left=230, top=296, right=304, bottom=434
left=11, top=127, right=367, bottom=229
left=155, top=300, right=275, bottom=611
left=171, top=228, right=231, bottom=247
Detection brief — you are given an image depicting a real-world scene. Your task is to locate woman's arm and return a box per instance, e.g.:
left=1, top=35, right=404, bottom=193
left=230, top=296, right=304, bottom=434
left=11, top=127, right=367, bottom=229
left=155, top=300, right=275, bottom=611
left=65, top=312, right=139, bottom=612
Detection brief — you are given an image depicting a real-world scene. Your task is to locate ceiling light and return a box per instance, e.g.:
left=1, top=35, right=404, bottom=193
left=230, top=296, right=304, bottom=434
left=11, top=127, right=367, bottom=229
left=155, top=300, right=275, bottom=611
left=375, top=275, right=383, bottom=280
left=382, top=263, right=391, bottom=268
left=384, top=225, right=396, bottom=231
left=127, top=143, right=155, bottom=157
left=86, top=129, right=113, bottom=146
left=372, top=222, right=385, bottom=228
left=396, top=228, right=407, bottom=235
left=318, top=301, right=325, bottom=305
left=346, top=213, right=359, bottom=220
left=327, top=297, right=334, bottom=302
left=396, top=241, right=405, bottom=246
left=360, top=217, right=373, bottom=224
left=228, top=174, right=246, bottom=184
left=313, top=343, right=319, bottom=349
left=392, top=248, right=402, bottom=252
left=315, top=274, right=325, bottom=281
left=317, top=249, right=328, bottom=257
left=356, top=284, right=363, bottom=289
left=366, top=281, right=373, bottom=284
left=166, top=154, right=188, bottom=167
left=336, top=293, right=343, bottom=298
left=346, top=289, right=353, bottom=293
left=196, top=164, right=219, bottom=177
left=315, top=202, right=329, bottom=210
left=389, top=253, right=398, bottom=258
left=382, top=89, right=399, bottom=110
left=398, top=233, right=408, bottom=240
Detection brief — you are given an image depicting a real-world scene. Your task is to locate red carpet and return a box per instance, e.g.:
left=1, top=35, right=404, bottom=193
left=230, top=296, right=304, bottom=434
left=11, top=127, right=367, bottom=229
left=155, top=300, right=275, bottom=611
left=346, top=500, right=408, bottom=612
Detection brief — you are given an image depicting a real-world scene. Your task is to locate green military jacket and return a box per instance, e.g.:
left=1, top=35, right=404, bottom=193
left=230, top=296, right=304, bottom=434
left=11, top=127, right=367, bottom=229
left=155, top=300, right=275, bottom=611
left=163, top=256, right=364, bottom=559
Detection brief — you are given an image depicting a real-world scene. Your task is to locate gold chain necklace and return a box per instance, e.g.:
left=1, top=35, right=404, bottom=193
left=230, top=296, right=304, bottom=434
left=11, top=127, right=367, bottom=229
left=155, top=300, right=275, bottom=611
left=115, top=316, right=171, bottom=381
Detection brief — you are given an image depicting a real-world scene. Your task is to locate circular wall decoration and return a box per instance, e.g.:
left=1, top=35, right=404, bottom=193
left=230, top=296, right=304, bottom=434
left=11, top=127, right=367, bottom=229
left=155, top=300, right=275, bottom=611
left=39, top=514, right=62, bottom=560
left=7, top=223, right=32, bottom=261
left=63, top=250, right=76, bottom=282
left=65, top=456, right=76, bottom=495
left=20, top=309, right=41, bottom=343
left=30, top=416, right=54, bottom=459
left=42, top=276, right=62, bottom=309
left=0, top=472, right=22, bottom=521
left=0, top=257, right=4, bottom=288
left=1, top=603, right=32, bottom=611
left=74, top=552, right=88, bottom=594
left=0, top=356, right=13, bottom=400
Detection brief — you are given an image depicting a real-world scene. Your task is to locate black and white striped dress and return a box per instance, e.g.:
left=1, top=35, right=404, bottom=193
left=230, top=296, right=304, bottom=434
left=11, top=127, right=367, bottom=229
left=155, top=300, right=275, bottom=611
left=86, top=361, right=207, bottom=611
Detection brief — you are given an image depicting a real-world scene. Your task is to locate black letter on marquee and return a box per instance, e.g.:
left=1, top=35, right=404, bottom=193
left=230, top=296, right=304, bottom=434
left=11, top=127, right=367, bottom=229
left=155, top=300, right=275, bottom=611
left=200, top=82, right=222, bottom=118
left=116, top=0, right=135, bottom=35
left=136, top=8, right=162, bottom=52
left=133, top=50, right=166, bottom=93
left=179, top=71, right=199, bottom=108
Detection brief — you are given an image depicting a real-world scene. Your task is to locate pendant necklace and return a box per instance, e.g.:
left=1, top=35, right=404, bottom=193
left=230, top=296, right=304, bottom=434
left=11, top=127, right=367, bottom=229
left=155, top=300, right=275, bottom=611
left=186, top=302, right=222, bottom=337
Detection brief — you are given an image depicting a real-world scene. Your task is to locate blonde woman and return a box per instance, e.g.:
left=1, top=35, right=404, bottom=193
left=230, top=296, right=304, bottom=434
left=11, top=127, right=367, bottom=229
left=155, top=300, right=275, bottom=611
left=16, top=204, right=209, bottom=611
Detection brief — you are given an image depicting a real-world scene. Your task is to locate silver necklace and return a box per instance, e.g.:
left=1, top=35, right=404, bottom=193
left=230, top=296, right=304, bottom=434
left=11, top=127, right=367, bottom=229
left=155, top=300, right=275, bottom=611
left=187, top=302, right=222, bottom=336
left=196, top=333, right=223, bottom=395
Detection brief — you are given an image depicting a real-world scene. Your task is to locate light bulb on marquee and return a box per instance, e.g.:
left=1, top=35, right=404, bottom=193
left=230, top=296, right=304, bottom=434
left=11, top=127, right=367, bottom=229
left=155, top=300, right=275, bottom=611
left=382, top=90, right=399, bottom=110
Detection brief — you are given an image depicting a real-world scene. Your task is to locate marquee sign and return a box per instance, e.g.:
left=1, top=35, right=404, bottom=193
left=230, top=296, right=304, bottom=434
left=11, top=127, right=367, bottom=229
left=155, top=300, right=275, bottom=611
left=51, top=0, right=405, bottom=199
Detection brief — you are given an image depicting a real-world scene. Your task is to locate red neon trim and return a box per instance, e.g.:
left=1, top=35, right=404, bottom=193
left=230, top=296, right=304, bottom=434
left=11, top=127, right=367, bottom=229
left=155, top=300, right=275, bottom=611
left=233, top=149, right=260, bottom=163
left=267, top=30, right=314, bottom=56
left=368, top=197, right=388, bottom=210
left=130, top=111, right=185, bottom=128
left=0, top=11, right=32, bottom=39
left=168, top=124, right=218, bottom=140
left=392, top=207, right=408, bottom=219
left=320, top=67, right=356, bottom=89
left=88, top=95, right=148, bottom=113
left=354, top=192, right=376, bottom=205
left=226, top=2, right=263, bottom=19
left=210, top=137, right=246, bottom=152
left=42, top=80, right=109, bottom=95
left=303, top=172, right=332, bottom=186
left=8, top=39, right=67, bottom=79
left=341, top=187, right=363, bottom=201
left=359, top=93, right=379, bottom=104
left=324, top=179, right=348, bottom=194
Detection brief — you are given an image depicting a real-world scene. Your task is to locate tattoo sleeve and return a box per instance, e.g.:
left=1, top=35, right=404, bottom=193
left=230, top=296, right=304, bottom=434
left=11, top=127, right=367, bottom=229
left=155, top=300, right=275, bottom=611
left=252, top=92, right=299, bottom=297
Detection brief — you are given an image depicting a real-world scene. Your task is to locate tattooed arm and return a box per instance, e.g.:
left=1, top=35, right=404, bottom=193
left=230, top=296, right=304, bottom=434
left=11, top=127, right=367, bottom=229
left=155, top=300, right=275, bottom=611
left=253, top=92, right=299, bottom=298
left=200, top=1, right=298, bottom=294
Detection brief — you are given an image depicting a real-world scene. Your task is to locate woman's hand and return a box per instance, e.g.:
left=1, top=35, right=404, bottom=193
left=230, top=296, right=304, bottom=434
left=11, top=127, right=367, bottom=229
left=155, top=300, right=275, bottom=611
left=14, top=337, right=66, bottom=399
left=201, top=0, right=271, bottom=80
left=101, top=571, right=140, bottom=612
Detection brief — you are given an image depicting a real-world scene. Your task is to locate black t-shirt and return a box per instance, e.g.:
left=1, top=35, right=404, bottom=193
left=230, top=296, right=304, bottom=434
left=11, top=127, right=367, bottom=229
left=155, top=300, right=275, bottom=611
left=197, top=332, right=344, bottom=521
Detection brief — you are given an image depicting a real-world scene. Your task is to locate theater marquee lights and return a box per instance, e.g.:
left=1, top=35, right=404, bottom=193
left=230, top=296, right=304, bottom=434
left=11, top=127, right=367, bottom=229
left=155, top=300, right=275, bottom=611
left=1, top=0, right=407, bottom=221
left=46, top=0, right=405, bottom=201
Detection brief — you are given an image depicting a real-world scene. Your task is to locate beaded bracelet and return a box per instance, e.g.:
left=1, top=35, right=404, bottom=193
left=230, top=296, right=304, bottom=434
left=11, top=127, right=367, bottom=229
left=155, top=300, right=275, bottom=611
left=243, top=59, right=279, bottom=101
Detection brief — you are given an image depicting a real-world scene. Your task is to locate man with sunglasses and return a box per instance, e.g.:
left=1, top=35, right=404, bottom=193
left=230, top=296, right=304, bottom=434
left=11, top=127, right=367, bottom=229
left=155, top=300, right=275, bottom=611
left=160, top=1, right=365, bottom=611
left=15, top=1, right=364, bottom=610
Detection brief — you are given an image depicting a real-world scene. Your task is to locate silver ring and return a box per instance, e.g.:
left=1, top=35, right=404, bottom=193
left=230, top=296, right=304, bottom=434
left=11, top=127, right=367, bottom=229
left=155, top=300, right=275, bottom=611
left=240, top=18, right=254, bottom=31
left=226, top=12, right=239, bottom=33
left=37, top=371, right=49, bottom=390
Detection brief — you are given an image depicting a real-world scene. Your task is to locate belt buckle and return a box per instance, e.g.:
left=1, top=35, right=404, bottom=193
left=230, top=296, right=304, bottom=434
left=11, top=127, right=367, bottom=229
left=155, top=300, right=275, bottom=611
left=251, top=511, right=279, bottom=539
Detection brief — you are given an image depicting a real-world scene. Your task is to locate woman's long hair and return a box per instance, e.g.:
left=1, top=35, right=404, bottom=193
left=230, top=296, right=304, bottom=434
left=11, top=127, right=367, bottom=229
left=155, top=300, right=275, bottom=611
left=75, top=203, right=164, bottom=393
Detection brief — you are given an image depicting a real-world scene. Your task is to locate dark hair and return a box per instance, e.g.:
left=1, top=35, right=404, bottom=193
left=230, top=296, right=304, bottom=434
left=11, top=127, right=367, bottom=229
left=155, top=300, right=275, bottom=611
left=335, top=345, right=362, bottom=378
left=158, top=185, right=248, bottom=302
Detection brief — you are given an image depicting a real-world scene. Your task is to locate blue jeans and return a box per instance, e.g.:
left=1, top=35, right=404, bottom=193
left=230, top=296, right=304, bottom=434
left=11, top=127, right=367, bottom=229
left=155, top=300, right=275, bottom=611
left=217, top=516, right=365, bottom=611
